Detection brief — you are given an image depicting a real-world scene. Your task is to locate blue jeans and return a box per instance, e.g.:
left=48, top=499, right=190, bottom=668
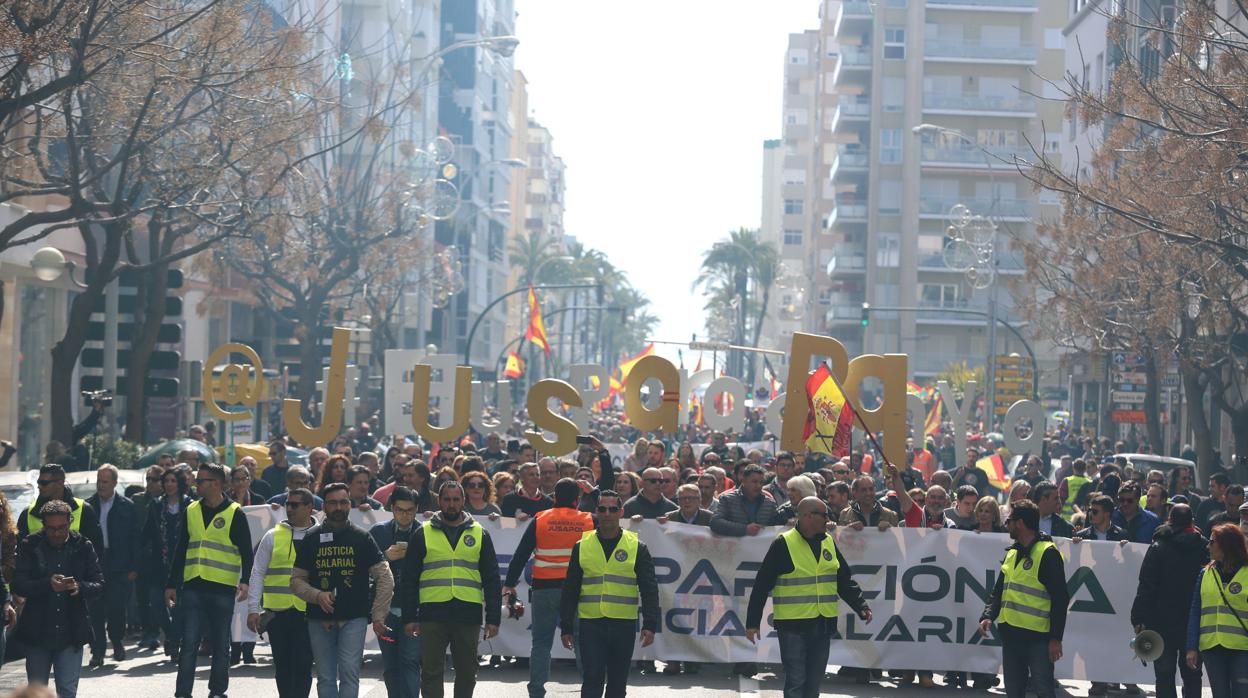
left=1001, top=634, right=1054, bottom=698
left=175, top=588, right=234, bottom=698
left=378, top=612, right=420, bottom=698
left=151, top=584, right=184, bottom=648
left=777, top=618, right=834, bottom=698
left=26, top=644, right=83, bottom=698
left=307, top=617, right=368, bottom=698
left=528, top=588, right=561, bottom=698
left=1204, top=646, right=1248, bottom=698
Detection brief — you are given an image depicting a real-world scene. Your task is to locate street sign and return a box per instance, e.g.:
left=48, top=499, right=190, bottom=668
left=1112, top=410, right=1147, bottom=423
left=994, top=354, right=1028, bottom=366
left=1111, top=371, right=1147, bottom=385
left=1112, top=352, right=1145, bottom=366
left=690, top=341, right=731, bottom=352
left=1161, top=374, right=1181, bottom=388
left=1112, top=391, right=1146, bottom=404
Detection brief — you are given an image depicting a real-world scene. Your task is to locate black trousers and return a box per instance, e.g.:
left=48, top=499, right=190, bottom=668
left=577, top=618, right=636, bottom=698
left=269, top=608, right=313, bottom=698
left=89, top=571, right=131, bottom=657
left=1153, top=634, right=1203, bottom=698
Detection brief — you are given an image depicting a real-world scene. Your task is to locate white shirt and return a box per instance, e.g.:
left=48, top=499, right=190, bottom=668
left=248, top=520, right=315, bottom=614
left=97, top=494, right=114, bottom=549
left=1039, top=515, right=1053, bottom=535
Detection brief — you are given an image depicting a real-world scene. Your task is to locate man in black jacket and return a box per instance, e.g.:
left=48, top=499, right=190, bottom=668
left=18, top=463, right=103, bottom=553
left=85, top=463, right=139, bottom=667
left=1072, top=495, right=1128, bottom=543
left=746, top=497, right=871, bottom=698
left=1031, top=482, right=1075, bottom=538
left=400, top=481, right=502, bottom=698
left=369, top=486, right=423, bottom=698
left=1131, top=504, right=1208, bottom=698
left=14, top=500, right=103, bottom=697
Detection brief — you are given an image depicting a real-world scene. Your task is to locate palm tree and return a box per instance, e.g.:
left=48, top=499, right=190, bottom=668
left=693, top=228, right=780, bottom=385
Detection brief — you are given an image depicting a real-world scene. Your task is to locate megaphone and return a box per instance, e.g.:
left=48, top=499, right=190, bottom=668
left=1131, top=629, right=1165, bottom=664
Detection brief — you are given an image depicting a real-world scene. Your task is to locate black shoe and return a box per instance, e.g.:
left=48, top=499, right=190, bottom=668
left=242, top=652, right=255, bottom=664
left=88, top=656, right=105, bottom=669
left=113, top=646, right=126, bottom=662
left=229, top=650, right=242, bottom=665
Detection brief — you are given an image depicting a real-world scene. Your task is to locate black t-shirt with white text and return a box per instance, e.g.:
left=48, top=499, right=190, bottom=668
left=295, top=522, right=383, bottom=621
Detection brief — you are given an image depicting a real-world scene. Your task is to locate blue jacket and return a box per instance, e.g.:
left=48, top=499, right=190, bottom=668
left=85, top=493, right=139, bottom=576
left=1113, top=508, right=1161, bottom=544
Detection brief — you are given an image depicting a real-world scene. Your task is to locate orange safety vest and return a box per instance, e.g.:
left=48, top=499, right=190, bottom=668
left=913, top=450, right=934, bottom=480
left=532, top=507, right=595, bottom=581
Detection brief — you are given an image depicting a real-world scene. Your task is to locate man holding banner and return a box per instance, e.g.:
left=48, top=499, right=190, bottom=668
left=980, top=499, right=1069, bottom=698
left=746, top=496, right=872, bottom=698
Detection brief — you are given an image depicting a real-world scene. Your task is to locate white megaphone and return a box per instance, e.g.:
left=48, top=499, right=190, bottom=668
left=1131, top=629, right=1164, bottom=664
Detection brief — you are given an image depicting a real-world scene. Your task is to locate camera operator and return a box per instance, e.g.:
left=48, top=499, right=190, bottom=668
left=52, top=394, right=109, bottom=472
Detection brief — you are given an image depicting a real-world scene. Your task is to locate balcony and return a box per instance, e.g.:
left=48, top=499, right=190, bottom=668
left=924, top=40, right=1037, bottom=63
left=920, top=144, right=1032, bottom=167
left=918, top=250, right=1026, bottom=273
left=841, top=100, right=871, bottom=118
left=826, top=304, right=865, bottom=324
left=838, top=150, right=870, bottom=169
left=922, top=92, right=1037, bottom=116
left=927, top=0, right=1037, bottom=9
left=827, top=251, right=867, bottom=274
left=838, top=200, right=868, bottom=220
left=842, top=0, right=874, bottom=17
left=841, top=48, right=873, bottom=67
left=918, top=195, right=1032, bottom=219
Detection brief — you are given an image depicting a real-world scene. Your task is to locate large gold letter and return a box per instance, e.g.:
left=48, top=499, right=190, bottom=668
left=623, top=355, right=680, bottom=432
left=282, top=327, right=351, bottom=446
left=845, top=353, right=908, bottom=469
left=527, top=379, right=583, bottom=456
left=780, top=333, right=848, bottom=452
left=202, top=343, right=266, bottom=421
left=410, top=364, right=473, bottom=443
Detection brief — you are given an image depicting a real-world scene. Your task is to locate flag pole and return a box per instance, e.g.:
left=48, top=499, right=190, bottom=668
left=818, top=362, right=895, bottom=469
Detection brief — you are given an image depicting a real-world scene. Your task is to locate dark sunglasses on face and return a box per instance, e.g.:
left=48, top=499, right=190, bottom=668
left=37, top=480, right=59, bottom=487
left=465, top=482, right=485, bottom=489
left=597, top=506, right=621, bottom=513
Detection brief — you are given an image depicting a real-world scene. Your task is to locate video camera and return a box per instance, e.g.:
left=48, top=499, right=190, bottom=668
left=81, top=389, right=113, bottom=407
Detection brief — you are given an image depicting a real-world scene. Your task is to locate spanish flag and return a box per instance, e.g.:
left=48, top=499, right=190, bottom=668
left=924, top=393, right=943, bottom=437
left=525, top=286, right=550, bottom=356
left=802, top=363, right=855, bottom=457
left=975, top=452, right=1011, bottom=490
left=618, top=343, right=655, bottom=381
left=503, top=352, right=524, bottom=379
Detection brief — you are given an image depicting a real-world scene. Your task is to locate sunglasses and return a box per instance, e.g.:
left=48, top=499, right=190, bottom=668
left=464, top=482, right=485, bottom=489
left=37, top=480, right=59, bottom=487
left=645, top=478, right=670, bottom=484
left=832, top=470, right=851, bottom=476
left=597, top=506, right=621, bottom=513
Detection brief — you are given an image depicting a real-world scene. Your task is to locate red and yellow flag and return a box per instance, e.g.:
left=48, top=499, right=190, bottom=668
left=924, top=393, right=943, bottom=437
left=525, top=286, right=550, bottom=356
left=503, top=352, right=525, bottom=379
left=802, top=363, right=855, bottom=457
left=975, top=453, right=1011, bottom=491
left=618, top=343, right=655, bottom=381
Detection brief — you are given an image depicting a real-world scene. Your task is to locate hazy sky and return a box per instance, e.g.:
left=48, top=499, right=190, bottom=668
left=515, top=1, right=819, bottom=362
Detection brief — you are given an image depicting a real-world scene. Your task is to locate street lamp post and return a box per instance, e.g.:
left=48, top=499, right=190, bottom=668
left=912, top=124, right=1004, bottom=427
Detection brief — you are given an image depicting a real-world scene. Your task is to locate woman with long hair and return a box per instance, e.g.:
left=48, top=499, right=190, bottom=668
left=1188, top=523, right=1248, bottom=697
left=614, top=471, right=641, bottom=500
left=315, top=454, right=351, bottom=495
left=462, top=471, right=500, bottom=517
left=1002, top=480, right=1032, bottom=520
left=971, top=496, right=1006, bottom=533
left=145, top=469, right=191, bottom=657
left=676, top=442, right=697, bottom=470
left=431, top=466, right=460, bottom=496
left=492, top=471, right=516, bottom=501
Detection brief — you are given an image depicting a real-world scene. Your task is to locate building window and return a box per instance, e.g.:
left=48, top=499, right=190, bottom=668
left=784, top=229, right=803, bottom=246
left=877, top=233, right=900, bottom=267
left=921, top=283, right=963, bottom=307
left=880, top=129, right=902, bottom=164
left=884, top=28, right=906, bottom=59
left=784, top=199, right=804, bottom=215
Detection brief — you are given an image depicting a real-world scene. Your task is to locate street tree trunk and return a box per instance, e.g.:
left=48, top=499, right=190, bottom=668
left=124, top=257, right=171, bottom=443
left=1181, top=364, right=1216, bottom=482
left=1142, top=348, right=1164, bottom=453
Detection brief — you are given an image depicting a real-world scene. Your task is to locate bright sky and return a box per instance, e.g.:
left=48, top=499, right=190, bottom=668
left=516, top=1, right=820, bottom=362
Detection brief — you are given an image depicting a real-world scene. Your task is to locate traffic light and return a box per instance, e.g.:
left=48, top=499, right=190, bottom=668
left=80, top=268, right=183, bottom=398
left=861, top=302, right=870, bottom=327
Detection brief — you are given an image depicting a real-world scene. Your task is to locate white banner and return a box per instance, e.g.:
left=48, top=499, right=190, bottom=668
left=239, top=506, right=1150, bottom=682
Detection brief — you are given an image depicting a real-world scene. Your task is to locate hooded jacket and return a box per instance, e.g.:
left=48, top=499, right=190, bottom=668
left=13, top=530, right=103, bottom=648
left=1131, top=524, right=1209, bottom=636
left=397, top=511, right=502, bottom=627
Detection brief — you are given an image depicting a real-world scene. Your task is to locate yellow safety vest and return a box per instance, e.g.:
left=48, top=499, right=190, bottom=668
left=1062, top=476, right=1090, bottom=518
left=577, top=529, right=640, bottom=620
left=26, top=498, right=85, bottom=535
left=183, top=500, right=243, bottom=587
left=262, top=522, right=306, bottom=612
left=773, top=528, right=840, bottom=620
left=1199, top=565, right=1248, bottom=651
left=419, top=521, right=485, bottom=605
left=999, top=540, right=1060, bottom=634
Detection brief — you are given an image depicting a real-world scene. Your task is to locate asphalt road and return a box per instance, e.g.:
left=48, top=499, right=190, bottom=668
left=0, top=644, right=1213, bottom=697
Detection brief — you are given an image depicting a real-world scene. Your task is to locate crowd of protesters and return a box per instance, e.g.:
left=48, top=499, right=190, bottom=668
left=0, top=403, right=1246, bottom=698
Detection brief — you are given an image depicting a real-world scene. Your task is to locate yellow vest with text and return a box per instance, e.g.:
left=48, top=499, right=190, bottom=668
left=1062, top=476, right=1090, bottom=518
left=1199, top=565, right=1248, bottom=651
left=183, top=500, right=243, bottom=587
left=419, top=521, right=485, bottom=605
left=999, top=540, right=1060, bottom=633
left=262, top=522, right=306, bottom=612
left=26, top=498, right=85, bottom=535
left=772, top=528, right=840, bottom=620
left=577, top=530, right=640, bottom=620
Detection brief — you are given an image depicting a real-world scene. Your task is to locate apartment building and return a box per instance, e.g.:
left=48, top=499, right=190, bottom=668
left=763, top=0, right=1067, bottom=398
